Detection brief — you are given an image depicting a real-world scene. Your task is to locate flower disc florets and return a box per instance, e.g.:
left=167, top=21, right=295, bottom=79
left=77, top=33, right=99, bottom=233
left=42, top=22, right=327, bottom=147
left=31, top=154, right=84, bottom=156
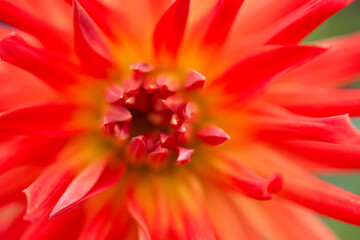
left=102, top=62, right=229, bottom=168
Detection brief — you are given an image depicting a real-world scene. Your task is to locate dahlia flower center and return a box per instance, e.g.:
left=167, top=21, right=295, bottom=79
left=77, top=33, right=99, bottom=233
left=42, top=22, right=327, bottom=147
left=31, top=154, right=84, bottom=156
left=102, top=62, right=229, bottom=167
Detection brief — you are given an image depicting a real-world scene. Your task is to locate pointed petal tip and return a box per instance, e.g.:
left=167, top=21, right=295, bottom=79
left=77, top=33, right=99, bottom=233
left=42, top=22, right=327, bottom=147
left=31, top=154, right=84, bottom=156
left=153, top=0, right=190, bottom=60
left=185, top=70, right=206, bottom=90
left=103, top=105, right=132, bottom=124
left=73, top=0, right=114, bottom=77
left=202, top=0, right=244, bottom=47
left=148, top=146, right=169, bottom=165
left=197, top=125, right=230, bottom=146
left=176, top=147, right=194, bottom=165
left=129, top=62, right=154, bottom=73
left=128, top=135, right=147, bottom=161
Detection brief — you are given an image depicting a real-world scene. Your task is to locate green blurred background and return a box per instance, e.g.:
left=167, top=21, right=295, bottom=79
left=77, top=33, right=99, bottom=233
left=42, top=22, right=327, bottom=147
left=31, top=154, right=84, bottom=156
left=304, top=1, right=360, bottom=238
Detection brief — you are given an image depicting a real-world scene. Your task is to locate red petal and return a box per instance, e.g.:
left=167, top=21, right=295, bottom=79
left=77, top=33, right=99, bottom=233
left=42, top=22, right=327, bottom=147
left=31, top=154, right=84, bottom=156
left=153, top=0, right=189, bottom=61
left=227, top=192, right=337, bottom=240
left=279, top=140, right=360, bottom=170
left=197, top=125, right=230, bottom=146
left=78, top=205, right=114, bottom=240
left=267, top=0, right=353, bottom=44
left=0, top=200, right=28, bottom=239
left=0, top=61, right=55, bottom=111
left=0, top=1, right=70, bottom=53
left=266, top=89, right=360, bottom=117
left=260, top=199, right=338, bottom=240
left=253, top=112, right=360, bottom=144
left=0, top=135, right=68, bottom=174
left=212, top=45, right=327, bottom=102
left=74, top=0, right=125, bottom=40
left=23, top=162, right=76, bottom=222
left=0, top=166, right=41, bottom=205
left=233, top=172, right=283, bottom=201
left=20, top=205, right=84, bottom=240
left=73, top=0, right=115, bottom=77
left=0, top=102, right=77, bottom=136
left=50, top=159, right=125, bottom=218
left=174, top=172, right=216, bottom=240
left=204, top=187, right=258, bottom=239
left=182, top=209, right=216, bottom=240
left=50, top=159, right=107, bottom=217
left=201, top=0, right=244, bottom=47
left=285, top=171, right=360, bottom=226
left=277, top=33, right=360, bottom=87
left=0, top=33, right=80, bottom=90
left=126, top=188, right=151, bottom=240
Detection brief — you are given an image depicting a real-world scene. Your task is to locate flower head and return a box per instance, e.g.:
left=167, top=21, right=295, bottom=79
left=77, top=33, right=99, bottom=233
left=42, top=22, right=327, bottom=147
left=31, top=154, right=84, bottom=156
left=0, top=0, right=360, bottom=239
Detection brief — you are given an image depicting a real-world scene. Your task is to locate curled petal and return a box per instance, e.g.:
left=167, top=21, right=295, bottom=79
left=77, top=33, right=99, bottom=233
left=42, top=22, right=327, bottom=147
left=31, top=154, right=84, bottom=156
left=251, top=145, right=360, bottom=226
left=209, top=155, right=283, bottom=200
left=232, top=173, right=283, bottom=200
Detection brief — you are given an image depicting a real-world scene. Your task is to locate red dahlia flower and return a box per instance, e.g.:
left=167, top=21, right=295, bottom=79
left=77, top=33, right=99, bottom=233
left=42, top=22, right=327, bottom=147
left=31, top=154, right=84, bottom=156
left=0, top=0, right=360, bottom=239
